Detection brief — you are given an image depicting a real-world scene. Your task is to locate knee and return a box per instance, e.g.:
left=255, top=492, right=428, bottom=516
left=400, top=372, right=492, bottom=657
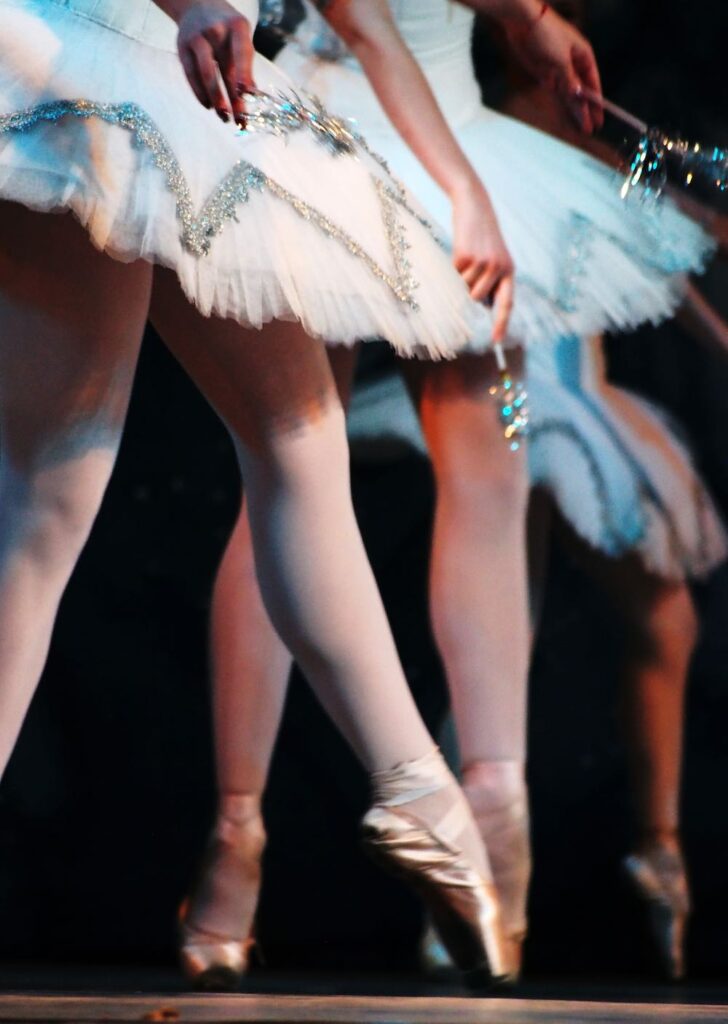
left=627, top=584, right=699, bottom=666
left=237, top=403, right=350, bottom=492
left=434, top=437, right=530, bottom=526
left=658, top=587, right=700, bottom=656
left=0, top=460, right=107, bottom=570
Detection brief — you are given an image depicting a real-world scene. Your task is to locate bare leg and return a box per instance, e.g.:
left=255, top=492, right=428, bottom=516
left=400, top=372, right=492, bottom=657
left=0, top=203, right=150, bottom=778
left=404, top=350, right=532, bottom=963
left=557, top=528, right=696, bottom=978
left=407, top=351, right=530, bottom=767
left=555, top=533, right=696, bottom=853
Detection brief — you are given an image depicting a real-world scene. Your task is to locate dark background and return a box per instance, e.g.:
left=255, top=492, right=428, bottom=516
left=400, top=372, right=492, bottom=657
left=1, top=0, right=727, bottom=983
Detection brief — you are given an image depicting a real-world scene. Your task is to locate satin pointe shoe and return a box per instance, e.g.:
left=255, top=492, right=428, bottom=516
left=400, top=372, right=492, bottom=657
left=623, top=841, right=690, bottom=981
left=462, top=760, right=531, bottom=979
left=179, top=794, right=266, bottom=991
left=419, top=760, right=531, bottom=980
left=361, top=749, right=517, bottom=989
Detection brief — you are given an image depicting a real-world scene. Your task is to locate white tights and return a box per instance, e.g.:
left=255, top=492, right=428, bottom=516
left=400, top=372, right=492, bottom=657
left=197, top=347, right=531, bottom=947
left=0, top=205, right=460, bottom=806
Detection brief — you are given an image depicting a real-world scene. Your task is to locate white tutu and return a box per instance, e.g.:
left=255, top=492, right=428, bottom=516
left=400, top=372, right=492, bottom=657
left=527, top=336, right=727, bottom=580
left=344, top=342, right=727, bottom=581
left=280, top=0, right=715, bottom=348
left=0, top=0, right=489, bottom=357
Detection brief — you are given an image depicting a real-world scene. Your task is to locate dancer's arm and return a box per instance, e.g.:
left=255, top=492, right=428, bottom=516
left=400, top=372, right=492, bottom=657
left=677, top=283, right=728, bottom=359
left=316, top=0, right=513, bottom=339
left=154, top=0, right=256, bottom=123
left=503, top=85, right=728, bottom=261
left=459, top=0, right=603, bottom=133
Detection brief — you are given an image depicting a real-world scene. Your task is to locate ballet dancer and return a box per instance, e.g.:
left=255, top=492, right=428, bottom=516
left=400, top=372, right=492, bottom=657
left=0, top=0, right=541, bottom=991
left=347, top=0, right=728, bottom=980
left=180, top=0, right=714, bottom=990
left=500, top=3, right=727, bottom=978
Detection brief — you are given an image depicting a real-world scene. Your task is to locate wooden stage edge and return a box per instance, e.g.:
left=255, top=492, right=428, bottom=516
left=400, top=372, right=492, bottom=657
left=0, top=994, right=726, bottom=1024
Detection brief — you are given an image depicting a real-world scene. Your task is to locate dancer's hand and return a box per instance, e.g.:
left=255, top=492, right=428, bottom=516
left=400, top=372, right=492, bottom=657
left=502, top=5, right=603, bottom=133
left=451, top=178, right=515, bottom=344
left=159, top=0, right=256, bottom=124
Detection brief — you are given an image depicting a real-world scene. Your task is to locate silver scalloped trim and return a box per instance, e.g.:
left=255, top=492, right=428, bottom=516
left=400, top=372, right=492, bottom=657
left=0, top=96, right=424, bottom=307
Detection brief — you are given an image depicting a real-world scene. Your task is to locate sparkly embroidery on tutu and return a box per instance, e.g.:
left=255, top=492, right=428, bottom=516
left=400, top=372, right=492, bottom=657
left=0, top=95, right=426, bottom=307
left=243, top=90, right=439, bottom=238
left=243, top=89, right=359, bottom=156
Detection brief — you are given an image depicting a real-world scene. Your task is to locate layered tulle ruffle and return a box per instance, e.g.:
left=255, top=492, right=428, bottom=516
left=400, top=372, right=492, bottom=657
left=277, top=37, right=715, bottom=349
left=0, top=0, right=489, bottom=357
left=527, top=337, right=727, bottom=580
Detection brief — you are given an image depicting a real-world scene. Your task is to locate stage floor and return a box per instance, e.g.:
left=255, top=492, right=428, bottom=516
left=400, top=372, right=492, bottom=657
left=1, top=969, right=727, bottom=1023
left=1, top=993, right=728, bottom=1024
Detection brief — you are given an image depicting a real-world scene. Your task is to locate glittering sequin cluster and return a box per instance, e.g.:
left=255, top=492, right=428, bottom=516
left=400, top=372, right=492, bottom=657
left=0, top=95, right=425, bottom=307
left=621, top=128, right=728, bottom=201
left=243, top=89, right=439, bottom=241
left=244, top=89, right=359, bottom=156
left=489, top=370, right=529, bottom=451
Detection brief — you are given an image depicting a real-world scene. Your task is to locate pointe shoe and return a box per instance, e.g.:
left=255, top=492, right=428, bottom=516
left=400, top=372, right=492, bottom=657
left=361, top=750, right=517, bottom=989
left=462, top=761, right=531, bottom=979
left=623, top=842, right=690, bottom=981
left=179, top=794, right=266, bottom=991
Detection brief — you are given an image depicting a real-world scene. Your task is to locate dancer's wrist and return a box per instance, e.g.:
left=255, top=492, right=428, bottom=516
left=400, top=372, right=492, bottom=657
left=155, top=0, right=216, bottom=25
left=485, top=0, right=548, bottom=28
left=154, top=0, right=192, bottom=21
left=447, top=168, right=489, bottom=204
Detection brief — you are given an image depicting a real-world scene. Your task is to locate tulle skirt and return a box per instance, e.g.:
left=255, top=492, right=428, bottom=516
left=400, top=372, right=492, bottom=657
left=345, top=338, right=727, bottom=581
left=0, top=0, right=488, bottom=357
left=277, top=45, right=715, bottom=348
left=527, top=336, right=726, bottom=579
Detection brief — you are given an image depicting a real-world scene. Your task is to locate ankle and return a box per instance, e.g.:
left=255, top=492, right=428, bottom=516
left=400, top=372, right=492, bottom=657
left=218, top=792, right=262, bottom=822
left=636, top=829, right=682, bottom=859
left=461, top=760, right=526, bottom=807
left=214, top=792, right=266, bottom=850
left=369, top=747, right=453, bottom=807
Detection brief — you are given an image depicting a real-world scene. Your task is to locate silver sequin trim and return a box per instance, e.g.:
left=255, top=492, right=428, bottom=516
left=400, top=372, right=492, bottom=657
left=244, top=89, right=359, bottom=157
left=0, top=97, right=424, bottom=306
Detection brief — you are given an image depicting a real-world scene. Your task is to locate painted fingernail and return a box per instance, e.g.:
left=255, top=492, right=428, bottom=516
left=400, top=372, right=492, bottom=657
left=217, top=108, right=229, bottom=123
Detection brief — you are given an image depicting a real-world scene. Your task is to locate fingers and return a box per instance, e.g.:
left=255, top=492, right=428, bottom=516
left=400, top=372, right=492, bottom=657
left=219, top=16, right=256, bottom=126
left=573, top=42, right=604, bottom=130
left=455, top=253, right=515, bottom=341
left=470, top=263, right=501, bottom=304
left=189, top=36, right=231, bottom=120
left=558, top=61, right=593, bottom=133
left=178, top=44, right=211, bottom=110
left=177, top=9, right=256, bottom=126
left=491, top=274, right=514, bottom=344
